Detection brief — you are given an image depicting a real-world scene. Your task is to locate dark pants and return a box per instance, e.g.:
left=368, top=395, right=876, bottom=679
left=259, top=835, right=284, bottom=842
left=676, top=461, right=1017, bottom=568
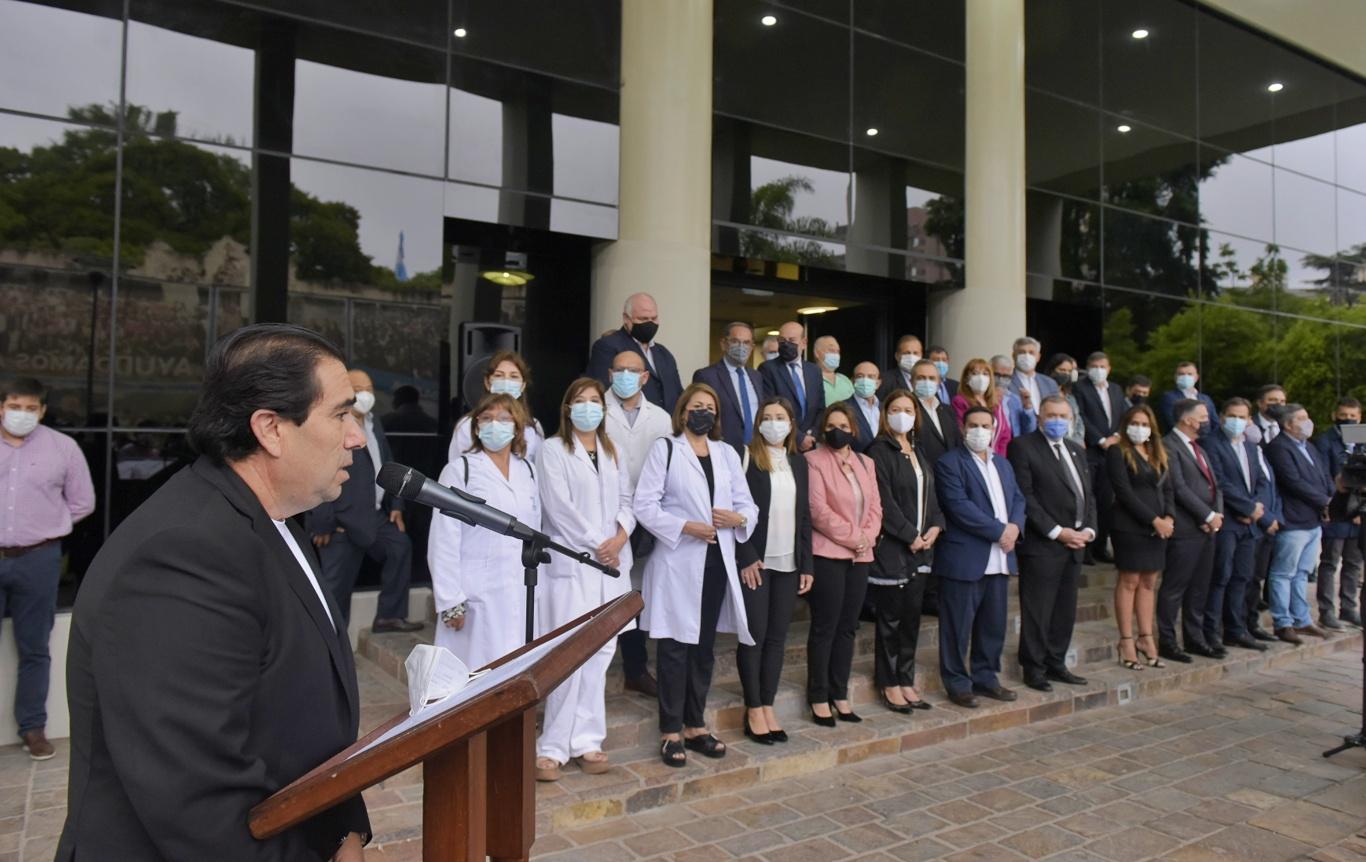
left=1088, top=455, right=1114, bottom=556
left=737, top=570, right=799, bottom=707
left=1317, top=535, right=1363, bottom=620
left=1247, top=533, right=1274, bottom=631
left=0, top=543, right=61, bottom=734
left=805, top=557, right=869, bottom=703
left=1017, top=554, right=1080, bottom=683
left=318, top=520, right=413, bottom=624
left=657, top=561, right=727, bottom=733
left=619, top=629, right=650, bottom=679
left=870, top=575, right=927, bottom=687
left=1158, top=532, right=1215, bottom=650
left=938, top=574, right=1009, bottom=696
left=1210, top=526, right=1257, bottom=642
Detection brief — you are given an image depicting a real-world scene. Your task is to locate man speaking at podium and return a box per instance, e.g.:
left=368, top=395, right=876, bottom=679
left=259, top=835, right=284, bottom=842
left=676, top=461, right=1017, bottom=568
left=58, top=324, right=371, bottom=860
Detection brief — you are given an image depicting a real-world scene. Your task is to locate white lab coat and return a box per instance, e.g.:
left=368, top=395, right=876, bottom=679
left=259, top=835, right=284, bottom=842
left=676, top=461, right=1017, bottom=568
left=633, top=434, right=759, bottom=646
left=603, top=391, right=674, bottom=587
left=448, top=414, right=543, bottom=464
left=534, top=434, right=636, bottom=763
left=427, top=449, right=541, bottom=670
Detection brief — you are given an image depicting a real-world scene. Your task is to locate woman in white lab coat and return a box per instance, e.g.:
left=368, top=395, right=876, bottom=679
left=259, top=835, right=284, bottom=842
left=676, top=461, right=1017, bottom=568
left=448, top=350, right=544, bottom=462
left=533, top=378, right=635, bottom=782
left=428, top=392, right=540, bottom=671
left=634, top=382, right=759, bottom=768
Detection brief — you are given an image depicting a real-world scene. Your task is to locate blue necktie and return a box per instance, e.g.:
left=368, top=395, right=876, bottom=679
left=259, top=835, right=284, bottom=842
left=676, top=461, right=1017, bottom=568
left=736, top=366, right=753, bottom=444
left=789, top=363, right=806, bottom=415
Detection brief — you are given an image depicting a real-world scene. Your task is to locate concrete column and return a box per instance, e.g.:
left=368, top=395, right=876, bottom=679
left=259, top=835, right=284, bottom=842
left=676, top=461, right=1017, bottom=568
left=591, top=0, right=713, bottom=378
left=929, top=0, right=1027, bottom=362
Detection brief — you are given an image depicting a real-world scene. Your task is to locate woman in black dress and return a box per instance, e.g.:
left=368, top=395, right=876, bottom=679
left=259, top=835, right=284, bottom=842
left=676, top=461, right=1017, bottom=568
left=1106, top=403, right=1176, bottom=670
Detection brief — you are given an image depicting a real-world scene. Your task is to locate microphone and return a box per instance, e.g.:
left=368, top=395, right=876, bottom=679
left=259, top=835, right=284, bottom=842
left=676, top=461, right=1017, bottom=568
left=377, top=462, right=537, bottom=542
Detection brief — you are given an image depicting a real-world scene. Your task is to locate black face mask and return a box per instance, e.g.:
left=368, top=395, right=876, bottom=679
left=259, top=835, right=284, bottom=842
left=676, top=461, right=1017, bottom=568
left=824, top=426, right=855, bottom=450
left=629, top=320, right=658, bottom=344
left=686, top=409, right=716, bottom=436
left=1052, top=371, right=1073, bottom=389
left=1130, top=395, right=1147, bottom=406
left=777, top=340, right=800, bottom=363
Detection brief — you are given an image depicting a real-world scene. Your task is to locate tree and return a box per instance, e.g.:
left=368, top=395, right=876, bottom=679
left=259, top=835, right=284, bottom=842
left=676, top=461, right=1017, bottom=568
left=739, top=175, right=838, bottom=266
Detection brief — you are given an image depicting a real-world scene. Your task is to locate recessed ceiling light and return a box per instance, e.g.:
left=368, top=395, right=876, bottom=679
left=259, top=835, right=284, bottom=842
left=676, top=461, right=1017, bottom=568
left=1267, top=81, right=1284, bottom=92
left=1131, top=28, right=1149, bottom=39
left=767, top=329, right=780, bottom=336
left=453, top=27, right=467, bottom=38
left=760, top=14, right=777, bottom=26
left=1116, top=124, right=1132, bottom=133
left=796, top=305, right=838, bottom=315
left=865, top=127, right=879, bottom=137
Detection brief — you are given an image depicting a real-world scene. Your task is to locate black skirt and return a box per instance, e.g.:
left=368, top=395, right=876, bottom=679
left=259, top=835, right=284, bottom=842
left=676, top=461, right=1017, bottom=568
left=1112, top=530, right=1167, bottom=572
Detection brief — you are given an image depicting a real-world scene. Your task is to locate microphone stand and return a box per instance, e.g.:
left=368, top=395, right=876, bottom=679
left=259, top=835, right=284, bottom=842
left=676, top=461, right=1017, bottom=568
left=514, top=531, right=619, bottom=645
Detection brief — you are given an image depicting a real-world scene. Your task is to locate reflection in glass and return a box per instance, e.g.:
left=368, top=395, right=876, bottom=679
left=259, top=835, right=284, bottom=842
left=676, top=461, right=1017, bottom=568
left=450, top=0, right=620, bottom=88
left=1203, top=230, right=1277, bottom=304
left=1198, top=149, right=1272, bottom=243
left=853, top=0, right=964, bottom=60
left=552, top=113, right=619, bottom=205
left=1027, top=91, right=1101, bottom=199
left=1102, top=118, right=1198, bottom=223
left=111, top=280, right=211, bottom=427
left=240, top=0, right=448, bottom=51
left=351, top=299, right=444, bottom=418
left=1336, top=188, right=1366, bottom=263
left=0, top=0, right=122, bottom=123
left=1025, top=0, right=1099, bottom=107
left=1197, top=12, right=1278, bottom=155
left=1025, top=277, right=1102, bottom=364
left=1102, top=208, right=1202, bottom=296
left=1101, top=0, right=1197, bottom=138
left=852, top=33, right=965, bottom=170
left=1273, top=169, right=1334, bottom=255
left=1026, top=193, right=1099, bottom=282
left=1102, top=290, right=1199, bottom=394
left=1338, top=113, right=1366, bottom=193
left=1197, top=304, right=1278, bottom=404
left=288, top=294, right=348, bottom=355
left=550, top=198, right=619, bottom=240
left=448, top=85, right=504, bottom=188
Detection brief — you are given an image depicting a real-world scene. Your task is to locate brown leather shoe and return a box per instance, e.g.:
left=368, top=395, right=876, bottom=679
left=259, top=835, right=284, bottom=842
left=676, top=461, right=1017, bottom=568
left=624, top=671, right=658, bottom=697
left=1275, top=627, right=1303, bottom=645
left=1294, top=623, right=1327, bottom=638
left=21, top=729, right=54, bottom=761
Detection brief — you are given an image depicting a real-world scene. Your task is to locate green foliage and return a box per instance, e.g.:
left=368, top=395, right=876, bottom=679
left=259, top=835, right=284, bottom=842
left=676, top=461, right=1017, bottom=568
left=740, top=175, right=838, bottom=266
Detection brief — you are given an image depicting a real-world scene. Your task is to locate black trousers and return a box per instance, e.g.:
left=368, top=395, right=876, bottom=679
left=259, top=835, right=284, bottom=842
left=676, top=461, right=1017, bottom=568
left=1158, top=532, right=1215, bottom=650
left=871, top=575, right=927, bottom=687
left=1210, top=525, right=1256, bottom=642
left=1087, top=455, right=1114, bottom=555
left=657, top=561, right=727, bottom=733
left=805, top=556, right=869, bottom=703
left=1247, top=533, right=1273, bottom=631
left=737, top=570, right=799, bottom=707
left=317, top=520, right=413, bottom=625
left=1017, top=553, right=1080, bottom=682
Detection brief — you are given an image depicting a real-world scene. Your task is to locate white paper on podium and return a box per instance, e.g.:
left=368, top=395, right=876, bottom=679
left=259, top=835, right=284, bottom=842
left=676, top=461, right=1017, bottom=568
left=348, top=618, right=591, bottom=760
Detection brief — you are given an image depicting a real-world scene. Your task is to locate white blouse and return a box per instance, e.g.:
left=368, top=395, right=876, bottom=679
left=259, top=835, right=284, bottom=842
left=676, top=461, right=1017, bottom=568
left=762, top=447, right=797, bottom=572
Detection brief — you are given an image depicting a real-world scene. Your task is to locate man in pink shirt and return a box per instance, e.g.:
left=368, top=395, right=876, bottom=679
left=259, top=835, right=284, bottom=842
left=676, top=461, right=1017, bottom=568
left=0, top=378, right=95, bottom=759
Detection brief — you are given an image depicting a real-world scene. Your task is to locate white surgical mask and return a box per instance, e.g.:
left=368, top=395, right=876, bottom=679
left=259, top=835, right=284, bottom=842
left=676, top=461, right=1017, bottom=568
left=1087, top=366, right=1108, bottom=384
left=352, top=390, right=375, bottom=415
left=967, top=374, right=991, bottom=394
left=489, top=378, right=523, bottom=399
left=898, top=353, right=921, bottom=373
left=764, top=351, right=780, bottom=362
left=913, top=380, right=939, bottom=401
left=1, top=410, right=39, bottom=438
left=888, top=412, right=915, bottom=434
left=964, top=426, right=994, bottom=453
left=759, top=419, right=791, bottom=446
left=1298, top=418, right=1314, bottom=439
left=477, top=419, right=517, bottom=451
left=570, top=402, right=604, bottom=432
left=1126, top=424, right=1151, bottom=444
left=1015, top=353, right=1037, bottom=373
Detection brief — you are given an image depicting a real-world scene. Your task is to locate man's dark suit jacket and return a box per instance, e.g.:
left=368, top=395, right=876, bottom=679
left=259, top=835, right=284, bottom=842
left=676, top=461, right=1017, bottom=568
left=1314, top=426, right=1361, bottom=540
left=932, top=446, right=1028, bottom=580
left=1163, top=430, right=1224, bottom=536
left=1157, top=389, right=1218, bottom=432
left=759, top=358, right=826, bottom=444
left=307, top=419, right=401, bottom=548
left=58, top=457, right=369, bottom=861
left=915, top=400, right=962, bottom=466
left=1204, top=431, right=1272, bottom=536
left=587, top=327, right=684, bottom=411
left=1266, top=433, right=1334, bottom=531
left=844, top=395, right=880, bottom=454
left=1074, top=380, right=1127, bottom=460
left=693, top=359, right=763, bottom=454
left=1008, top=431, right=1097, bottom=562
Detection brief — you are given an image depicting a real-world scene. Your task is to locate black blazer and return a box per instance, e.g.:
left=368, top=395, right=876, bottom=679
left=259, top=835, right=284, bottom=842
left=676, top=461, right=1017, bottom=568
left=1007, top=431, right=1098, bottom=561
left=759, top=358, right=826, bottom=443
left=587, top=327, right=684, bottom=411
left=735, top=450, right=814, bottom=575
left=867, top=436, right=945, bottom=581
left=58, top=458, right=369, bottom=861
left=1074, top=380, right=1127, bottom=458
left=914, top=400, right=962, bottom=466
left=693, top=359, right=763, bottom=455
left=1163, top=430, right=1224, bottom=536
left=1106, top=444, right=1175, bottom=535
left=306, top=419, right=400, bottom=548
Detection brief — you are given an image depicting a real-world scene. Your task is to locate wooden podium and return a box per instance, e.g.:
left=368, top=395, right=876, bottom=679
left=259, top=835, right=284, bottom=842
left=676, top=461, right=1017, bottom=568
left=249, top=592, right=643, bottom=862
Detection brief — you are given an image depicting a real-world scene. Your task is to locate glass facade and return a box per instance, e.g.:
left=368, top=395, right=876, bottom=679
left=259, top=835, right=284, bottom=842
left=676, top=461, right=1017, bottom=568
left=1026, top=0, right=1366, bottom=420
left=0, top=0, right=619, bottom=601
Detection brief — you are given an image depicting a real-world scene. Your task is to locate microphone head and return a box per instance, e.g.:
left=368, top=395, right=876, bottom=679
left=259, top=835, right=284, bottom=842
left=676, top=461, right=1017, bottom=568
left=377, top=462, right=423, bottom=500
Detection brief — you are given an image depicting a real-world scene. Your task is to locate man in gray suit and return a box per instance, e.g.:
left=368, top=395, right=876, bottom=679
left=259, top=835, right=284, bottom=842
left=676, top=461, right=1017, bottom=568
left=1009, top=336, right=1059, bottom=418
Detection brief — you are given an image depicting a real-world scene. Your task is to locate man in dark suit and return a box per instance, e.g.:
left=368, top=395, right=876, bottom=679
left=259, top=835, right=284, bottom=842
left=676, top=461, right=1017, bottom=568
left=1007, top=396, right=1096, bottom=691
left=846, top=361, right=883, bottom=454
left=1245, top=416, right=1283, bottom=641
left=1158, top=398, right=1226, bottom=663
left=307, top=368, right=421, bottom=632
left=759, top=320, right=825, bottom=451
left=692, top=321, right=762, bottom=454
left=1252, top=384, right=1286, bottom=446
left=1157, top=361, right=1218, bottom=432
left=927, top=345, right=959, bottom=403
left=1075, top=351, right=1126, bottom=563
left=1265, top=403, right=1334, bottom=643
left=933, top=406, right=1027, bottom=708
left=587, top=292, right=684, bottom=411
left=876, top=334, right=924, bottom=401
left=1009, top=336, right=1059, bottom=419
left=1203, top=397, right=1271, bottom=652
left=59, top=324, right=370, bottom=860
left=910, top=359, right=962, bottom=466
left=1313, top=396, right=1362, bottom=628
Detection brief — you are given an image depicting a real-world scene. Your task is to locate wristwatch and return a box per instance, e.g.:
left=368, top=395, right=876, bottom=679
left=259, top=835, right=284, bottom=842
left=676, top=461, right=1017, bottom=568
left=440, top=603, right=467, bottom=624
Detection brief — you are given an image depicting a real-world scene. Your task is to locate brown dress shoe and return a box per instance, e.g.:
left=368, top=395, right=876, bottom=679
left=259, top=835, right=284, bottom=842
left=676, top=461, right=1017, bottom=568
left=1294, top=623, right=1327, bottom=638
left=21, top=729, right=55, bottom=761
left=1275, top=627, right=1303, bottom=645
left=624, top=671, right=658, bottom=697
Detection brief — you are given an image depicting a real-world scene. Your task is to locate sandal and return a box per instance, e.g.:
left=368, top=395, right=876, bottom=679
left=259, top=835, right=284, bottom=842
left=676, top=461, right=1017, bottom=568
left=1136, top=633, right=1166, bottom=668
left=660, top=738, right=687, bottom=768
left=575, top=752, right=611, bottom=775
left=1117, top=636, right=1143, bottom=671
left=535, top=757, right=562, bottom=782
left=683, top=732, right=727, bottom=759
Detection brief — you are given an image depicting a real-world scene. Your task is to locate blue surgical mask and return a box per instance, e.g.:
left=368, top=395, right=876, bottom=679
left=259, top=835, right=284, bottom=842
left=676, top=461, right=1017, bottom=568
left=913, top=380, right=938, bottom=401
left=1222, top=416, right=1248, bottom=438
left=1176, top=373, right=1196, bottom=391
left=477, top=419, right=517, bottom=451
left=853, top=378, right=878, bottom=399
left=933, top=360, right=949, bottom=379
left=822, top=352, right=841, bottom=371
left=489, top=378, right=523, bottom=399
left=570, top=402, right=604, bottom=432
left=1042, top=418, right=1071, bottom=441
left=610, top=370, right=641, bottom=399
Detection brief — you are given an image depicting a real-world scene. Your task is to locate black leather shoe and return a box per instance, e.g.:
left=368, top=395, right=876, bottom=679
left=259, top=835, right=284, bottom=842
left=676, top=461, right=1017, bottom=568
left=1341, top=611, right=1363, bottom=627
left=767, top=728, right=789, bottom=743
left=743, top=714, right=774, bottom=745
left=879, top=690, right=912, bottom=714
left=1046, top=669, right=1088, bottom=686
left=1186, top=643, right=1224, bottom=659
left=1224, top=634, right=1268, bottom=651
left=1025, top=678, right=1053, bottom=693
left=972, top=684, right=1018, bottom=702
left=809, top=706, right=836, bottom=727
left=947, top=690, right=980, bottom=709
left=1249, top=627, right=1276, bottom=641
left=371, top=618, right=424, bottom=633
left=1158, top=644, right=1192, bottom=663
left=1321, top=616, right=1344, bottom=630
left=830, top=700, right=862, bottom=723
left=625, top=672, right=659, bottom=697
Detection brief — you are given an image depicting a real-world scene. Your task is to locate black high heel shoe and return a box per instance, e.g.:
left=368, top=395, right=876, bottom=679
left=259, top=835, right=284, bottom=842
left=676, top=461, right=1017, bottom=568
left=830, top=699, right=863, bottom=723
left=744, top=713, right=774, bottom=744
left=879, top=689, right=912, bottom=714
left=809, top=704, right=836, bottom=727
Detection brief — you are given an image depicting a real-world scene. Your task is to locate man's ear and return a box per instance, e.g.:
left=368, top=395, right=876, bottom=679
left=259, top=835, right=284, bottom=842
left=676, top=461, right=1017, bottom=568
left=250, top=409, right=285, bottom=458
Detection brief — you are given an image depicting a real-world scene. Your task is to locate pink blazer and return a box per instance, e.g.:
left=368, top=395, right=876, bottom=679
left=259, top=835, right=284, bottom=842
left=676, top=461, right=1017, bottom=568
left=805, top=445, right=883, bottom=562
left=951, top=395, right=1013, bottom=457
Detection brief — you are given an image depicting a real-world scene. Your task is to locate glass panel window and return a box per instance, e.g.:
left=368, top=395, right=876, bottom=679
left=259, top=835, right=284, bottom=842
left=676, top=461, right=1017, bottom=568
left=1273, top=169, right=1335, bottom=255
left=1101, top=0, right=1197, bottom=138
left=1102, top=208, right=1201, bottom=297
left=1198, top=147, right=1273, bottom=244
left=0, top=0, right=123, bottom=123
left=1026, top=0, right=1100, bottom=107
left=853, top=0, right=964, bottom=60
left=1028, top=91, right=1101, bottom=200
left=1102, top=117, right=1198, bottom=225
left=1027, top=193, right=1100, bottom=282
left=853, top=33, right=965, bottom=170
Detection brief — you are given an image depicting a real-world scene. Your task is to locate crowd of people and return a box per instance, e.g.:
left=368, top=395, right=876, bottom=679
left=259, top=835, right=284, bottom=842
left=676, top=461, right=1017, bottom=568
left=410, top=291, right=1363, bottom=778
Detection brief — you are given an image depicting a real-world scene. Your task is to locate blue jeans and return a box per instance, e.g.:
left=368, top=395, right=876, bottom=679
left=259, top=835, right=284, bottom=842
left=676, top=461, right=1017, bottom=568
left=1268, top=527, right=1320, bottom=630
left=0, top=543, right=61, bottom=734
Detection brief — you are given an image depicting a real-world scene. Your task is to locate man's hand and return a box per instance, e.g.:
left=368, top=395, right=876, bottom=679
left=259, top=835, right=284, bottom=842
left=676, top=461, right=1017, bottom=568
left=1019, top=390, right=1032, bottom=410
left=799, top=433, right=817, bottom=452
left=1204, top=513, right=1224, bottom=533
left=922, top=526, right=941, bottom=547
left=312, top=533, right=331, bottom=548
left=389, top=510, right=406, bottom=533
left=1100, top=434, right=1119, bottom=449
left=1057, top=528, right=1089, bottom=550
left=332, top=832, right=364, bottom=861
left=999, top=523, right=1020, bottom=554
left=1251, top=502, right=1265, bottom=523
left=1266, top=519, right=1280, bottom=535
